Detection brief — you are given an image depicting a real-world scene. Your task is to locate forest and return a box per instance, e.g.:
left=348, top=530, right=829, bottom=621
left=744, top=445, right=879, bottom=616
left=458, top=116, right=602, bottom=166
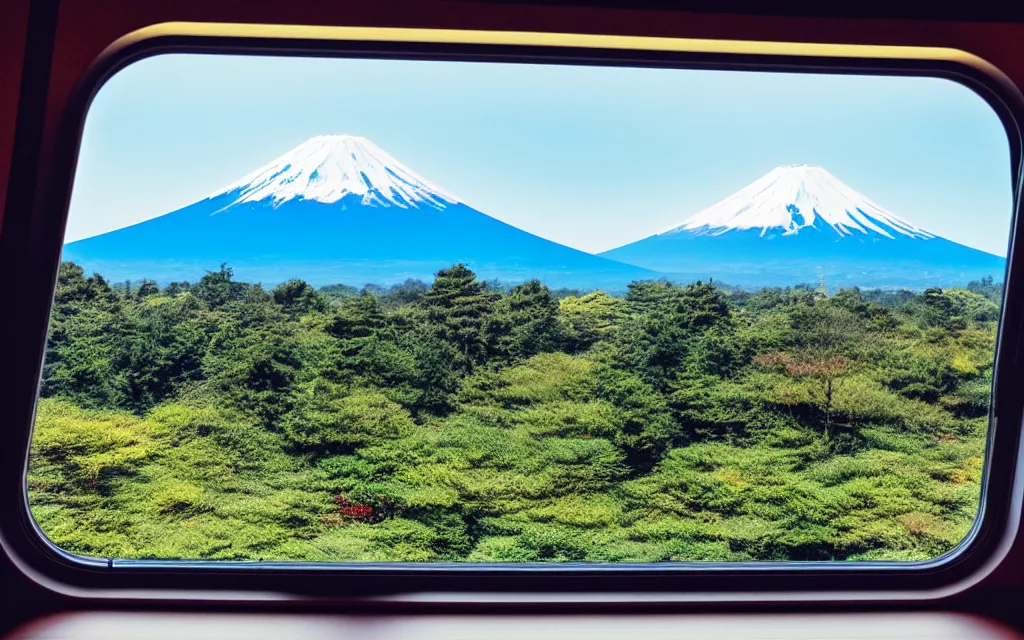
left=26, top=262, right=1002, bottom=562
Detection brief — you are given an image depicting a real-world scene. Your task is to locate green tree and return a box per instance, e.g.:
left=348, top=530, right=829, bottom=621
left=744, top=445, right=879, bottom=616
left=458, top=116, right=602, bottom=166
left=967, top=275, right=1003, bottom=304
left=323, top=295, right=443, bottom=414
left=121, top=292, right=212, bottom=411
left=754, top=350, right=849, bottom=438
left=423, top=264, right=498, bottom=373
left=558, top=291, right=626, bottom=352
left=164, top=281, right=190, bottom=296
left=272, top=279, right=327, bottom=314
left=882, top=353, right=958, bottom=403
left=135, top=279, right=160, bottom=300
left=755, top=304, right=866, bottom=439
left=283, top=384, right=413, bottom=457
left=830, top=287, right=897, bottom=330
left=583, top=365, right=675, bottom=470
left=395, top=317, right=462, bottom=417
left=29, top=262, right=995, bottom=564
left=203, top=300, right=301, bottom=426
left=323, top=294, right=386, bottom=384
left=740, top=285, right=819, bottom=312
left=318, top=283, right=360, bottom=301
left=51, top=262, right=120, bottom=308
left=191, top=263, right=249, bottom=308
left=924, top=288, right=999, bottom=325
left=41, top=263, right=131, bottom=408
left=616, top=281, right=734, bottom=386
left=485, top=279, right=563, bottom=363
left=787, top=304, right=865, bottom=356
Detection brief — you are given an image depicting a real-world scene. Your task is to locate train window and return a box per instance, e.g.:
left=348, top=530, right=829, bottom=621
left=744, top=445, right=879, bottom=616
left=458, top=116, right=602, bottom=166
left=26, top=46, right=1014, bottom=568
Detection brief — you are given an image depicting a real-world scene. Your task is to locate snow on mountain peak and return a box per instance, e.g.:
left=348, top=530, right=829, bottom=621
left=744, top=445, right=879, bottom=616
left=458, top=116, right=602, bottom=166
left=212, top=134, right=462, bottom=209
left=666, top=164, right=934, bottom=240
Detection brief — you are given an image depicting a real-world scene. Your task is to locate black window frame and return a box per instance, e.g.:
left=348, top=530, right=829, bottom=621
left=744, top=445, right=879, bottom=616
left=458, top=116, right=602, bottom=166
left=2, top=23, right=1023, bottom=605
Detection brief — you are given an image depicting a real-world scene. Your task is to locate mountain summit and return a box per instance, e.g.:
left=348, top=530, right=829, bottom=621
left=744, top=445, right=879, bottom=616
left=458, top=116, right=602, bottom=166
left=212, top=134, right=461, bottom=209
left=669, top=164, right=933, bottom=241
left=601, top=165, right=1004, bottom=288
left=63, top=135, right=656, bottom=289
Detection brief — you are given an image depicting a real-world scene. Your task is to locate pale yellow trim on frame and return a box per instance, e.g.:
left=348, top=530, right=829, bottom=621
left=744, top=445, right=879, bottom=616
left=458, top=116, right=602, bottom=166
left=87, top=22, right=1024, bottom=116
left=88, top=22, right=1024, bottom=109
left=96, top=23, right=1020, bottom=99
left=116, top=22, right=973, bottom=60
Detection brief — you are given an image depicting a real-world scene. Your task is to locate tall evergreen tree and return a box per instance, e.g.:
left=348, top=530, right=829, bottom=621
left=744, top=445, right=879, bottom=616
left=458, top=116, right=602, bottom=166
left=135, top=279, right=160, bottom=300
left=423, top=264, right=498, bottom=372
left=164, top=281, right=190, bottom=297
left=120, top=292, right=212, bottom=412
left=616, top=281, right=735, bottom=387
left=41, top=263, right=131, bottom=408
left=203, top=298, right=301, bottom=426
left=191, top=263, right=249, bottom=308
left=485, top=279, right=562, bottom=363
left=323, top=294, right=386, bottom=383
left=273, top=278, right=327, bottom=314
left=558, top=291, right=626, bottom=352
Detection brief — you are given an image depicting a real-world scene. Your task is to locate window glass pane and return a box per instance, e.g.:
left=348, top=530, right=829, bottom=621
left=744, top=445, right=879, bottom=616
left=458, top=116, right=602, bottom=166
left=29, top=53, right=1012, bottom=563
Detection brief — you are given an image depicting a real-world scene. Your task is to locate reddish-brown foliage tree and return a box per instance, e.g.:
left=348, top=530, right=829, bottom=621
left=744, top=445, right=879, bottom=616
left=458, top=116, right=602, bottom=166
left=754, top=351, right=849, bottom=439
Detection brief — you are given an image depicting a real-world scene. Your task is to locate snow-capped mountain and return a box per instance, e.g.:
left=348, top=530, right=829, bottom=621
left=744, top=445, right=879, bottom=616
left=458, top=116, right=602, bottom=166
left=601, top=164, right=1005, bottom=288
left=213, top=134, right=461, bottom=209
left=63, top=135, right=656, bottom=289
left=668, top=164, right=933, bottom=240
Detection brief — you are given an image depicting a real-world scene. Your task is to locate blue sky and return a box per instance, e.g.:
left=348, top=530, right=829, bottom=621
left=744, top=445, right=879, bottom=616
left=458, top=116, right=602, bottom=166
left=67, top=53, right=1014, bottom=256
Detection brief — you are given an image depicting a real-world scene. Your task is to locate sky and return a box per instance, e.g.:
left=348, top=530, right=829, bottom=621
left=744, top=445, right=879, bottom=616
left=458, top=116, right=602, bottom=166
left=67, top=53, right=1014, bottom=256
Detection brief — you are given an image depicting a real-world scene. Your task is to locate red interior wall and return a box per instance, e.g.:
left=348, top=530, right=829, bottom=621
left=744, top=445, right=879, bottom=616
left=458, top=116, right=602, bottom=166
left=0, top=0, right=31, bottom=230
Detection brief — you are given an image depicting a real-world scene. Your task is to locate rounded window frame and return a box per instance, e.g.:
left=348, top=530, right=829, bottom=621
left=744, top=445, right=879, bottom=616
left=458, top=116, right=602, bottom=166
left=2, top=23, right=1024, bottom=604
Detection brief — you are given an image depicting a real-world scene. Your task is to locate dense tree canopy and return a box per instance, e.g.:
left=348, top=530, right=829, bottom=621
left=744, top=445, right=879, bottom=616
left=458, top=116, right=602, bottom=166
left=28, top=262, right=997, bottom=562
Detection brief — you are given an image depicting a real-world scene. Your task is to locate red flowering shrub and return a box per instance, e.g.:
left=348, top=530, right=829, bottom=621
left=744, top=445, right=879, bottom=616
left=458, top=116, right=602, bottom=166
left=331, top=495, right=395, bottom=524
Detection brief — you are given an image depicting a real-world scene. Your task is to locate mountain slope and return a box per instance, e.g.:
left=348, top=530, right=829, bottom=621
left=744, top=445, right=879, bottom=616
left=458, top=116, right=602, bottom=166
left=63, top=135, right=657, bottom=290
left=600, top=164, right=1005, bottom=289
